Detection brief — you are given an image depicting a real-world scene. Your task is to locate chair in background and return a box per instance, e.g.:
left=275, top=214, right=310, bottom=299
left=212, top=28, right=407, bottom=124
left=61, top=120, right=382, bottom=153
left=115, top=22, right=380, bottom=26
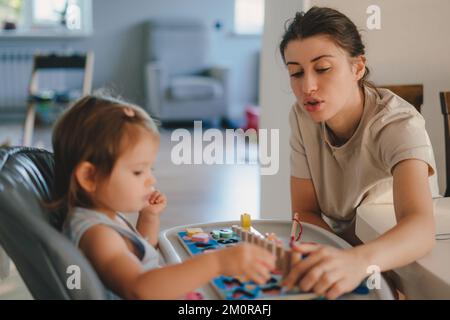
left=144, top=19, right=229, bottom=125
left=381, top=84, right=423, bottom=113
left=440, top=91, right=450, bottom=197
left=23, top=52, right=94, bottom=146
left=0, top=147, right=105, bottom=299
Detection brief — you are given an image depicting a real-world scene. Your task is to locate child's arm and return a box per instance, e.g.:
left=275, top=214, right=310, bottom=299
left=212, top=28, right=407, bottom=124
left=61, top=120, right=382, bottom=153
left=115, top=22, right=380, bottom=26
left=131, top=243, right=275, bottom=299
left=79, top=224, right=275, bottom=300
left=136, top=190, right=167, bottom=247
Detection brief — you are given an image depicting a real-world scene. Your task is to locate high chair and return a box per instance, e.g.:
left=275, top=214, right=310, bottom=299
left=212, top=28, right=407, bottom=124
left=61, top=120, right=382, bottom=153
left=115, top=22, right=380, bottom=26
left=0, top=146, right=105, bottom=299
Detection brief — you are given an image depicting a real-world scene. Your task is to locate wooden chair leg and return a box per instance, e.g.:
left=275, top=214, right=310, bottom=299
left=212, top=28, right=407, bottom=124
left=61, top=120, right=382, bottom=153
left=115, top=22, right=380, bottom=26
left=23, top=103, right=36, bottom=147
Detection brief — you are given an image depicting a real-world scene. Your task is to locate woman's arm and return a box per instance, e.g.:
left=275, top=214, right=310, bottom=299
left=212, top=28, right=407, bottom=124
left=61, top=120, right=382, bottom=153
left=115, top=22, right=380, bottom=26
left=291, top=176, right=333, bottom=232
left=284, top=159, right=436, bottom=299
left=354, top=159, right=435, bottom=271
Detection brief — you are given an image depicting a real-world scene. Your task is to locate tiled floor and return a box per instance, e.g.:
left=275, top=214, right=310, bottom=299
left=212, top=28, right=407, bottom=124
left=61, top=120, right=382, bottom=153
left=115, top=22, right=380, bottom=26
left=0, top=121, right=260, bottom=299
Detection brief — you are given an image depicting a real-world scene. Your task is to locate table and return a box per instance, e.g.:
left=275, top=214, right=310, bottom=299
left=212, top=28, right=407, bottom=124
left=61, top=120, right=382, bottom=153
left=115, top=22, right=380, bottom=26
left=159, top=219, right=394, bottom=300
left=356, top=197, right=450, bottom=299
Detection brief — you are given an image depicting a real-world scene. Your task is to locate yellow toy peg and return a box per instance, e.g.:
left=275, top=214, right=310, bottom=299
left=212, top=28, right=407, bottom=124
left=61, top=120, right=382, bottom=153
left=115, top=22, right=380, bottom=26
left=240, top=213, right=251, bottom=230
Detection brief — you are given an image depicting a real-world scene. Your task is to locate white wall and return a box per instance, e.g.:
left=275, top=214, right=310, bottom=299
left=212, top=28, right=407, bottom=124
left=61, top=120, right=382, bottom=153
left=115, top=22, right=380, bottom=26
left=259, top=0, right=309, bottom=219
left=260, top=0, right=450, bottom=219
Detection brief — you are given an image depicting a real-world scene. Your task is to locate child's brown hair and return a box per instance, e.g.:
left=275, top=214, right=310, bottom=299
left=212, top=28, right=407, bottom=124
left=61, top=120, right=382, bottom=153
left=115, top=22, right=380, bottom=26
left=50, top=94, right=159, bottom=228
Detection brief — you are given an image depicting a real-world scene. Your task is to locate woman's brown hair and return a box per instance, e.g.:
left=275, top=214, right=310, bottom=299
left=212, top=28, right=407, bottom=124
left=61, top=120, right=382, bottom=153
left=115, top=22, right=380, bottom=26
left=49, top=94, right=159, bottom=229
left=279, top=6, right=378, bottom=93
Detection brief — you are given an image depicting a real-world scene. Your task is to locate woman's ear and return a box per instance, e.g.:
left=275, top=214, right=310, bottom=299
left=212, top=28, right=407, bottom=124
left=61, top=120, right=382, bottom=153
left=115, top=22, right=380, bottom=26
left=74, top=161, right=97, bottom=193
left=354, top=55, right=367, bottom=81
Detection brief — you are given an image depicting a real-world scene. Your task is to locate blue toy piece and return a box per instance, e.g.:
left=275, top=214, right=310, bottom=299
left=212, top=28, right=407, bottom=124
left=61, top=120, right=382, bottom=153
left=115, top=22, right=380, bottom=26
left=353, top=281, right=370, bottom=295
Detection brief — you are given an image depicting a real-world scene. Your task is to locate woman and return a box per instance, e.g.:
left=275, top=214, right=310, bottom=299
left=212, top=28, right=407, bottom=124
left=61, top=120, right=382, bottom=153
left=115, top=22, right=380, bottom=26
left=281, top=7, right=436, bottom=299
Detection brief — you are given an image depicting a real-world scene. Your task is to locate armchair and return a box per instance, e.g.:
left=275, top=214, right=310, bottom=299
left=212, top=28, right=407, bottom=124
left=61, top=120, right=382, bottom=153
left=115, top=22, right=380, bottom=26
left=144, top=19, right=229, bottom=124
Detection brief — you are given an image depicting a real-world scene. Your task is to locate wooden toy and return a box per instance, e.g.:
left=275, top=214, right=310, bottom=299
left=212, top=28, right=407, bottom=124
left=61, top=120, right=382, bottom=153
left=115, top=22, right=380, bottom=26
left=219, top=228, right=233, bottom=238
left=176, top=215, right=371, bottom=300
left=211, top=230, right=221, bottom=239
left=231, top=225, right=240, bottom=237
left=241, top=229, right=249, bottom=242
left=240, top=213, right=251, bottom=230
left=192, top=233, right=210, bottom=243
left=186, top=228, right=204, bottom=237
left=275, top=245, right=284, bottom=270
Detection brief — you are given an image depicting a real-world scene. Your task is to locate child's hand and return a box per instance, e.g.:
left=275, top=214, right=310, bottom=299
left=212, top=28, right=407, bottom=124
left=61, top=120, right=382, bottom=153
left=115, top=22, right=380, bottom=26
left=216, top=243, right=276, bottom=285
left=140, top=190, right=167, bottom=218
left=282, top=243, right=369, bottom=299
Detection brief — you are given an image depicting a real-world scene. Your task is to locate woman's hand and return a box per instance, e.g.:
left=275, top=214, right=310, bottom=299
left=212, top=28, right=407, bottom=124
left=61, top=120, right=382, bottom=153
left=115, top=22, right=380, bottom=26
left=140, top=190, right=167, bottom=218
left=283, top=243, right=369, bottom=299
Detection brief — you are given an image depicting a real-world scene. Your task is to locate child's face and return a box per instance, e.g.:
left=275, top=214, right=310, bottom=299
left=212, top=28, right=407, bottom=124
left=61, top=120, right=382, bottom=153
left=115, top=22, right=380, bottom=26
left=95, top=128, right=160, bottom=214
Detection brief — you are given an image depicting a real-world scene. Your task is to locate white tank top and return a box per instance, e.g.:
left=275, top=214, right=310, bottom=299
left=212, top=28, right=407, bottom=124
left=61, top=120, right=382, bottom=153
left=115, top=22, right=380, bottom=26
left=63, top=207, right=160, bottom=299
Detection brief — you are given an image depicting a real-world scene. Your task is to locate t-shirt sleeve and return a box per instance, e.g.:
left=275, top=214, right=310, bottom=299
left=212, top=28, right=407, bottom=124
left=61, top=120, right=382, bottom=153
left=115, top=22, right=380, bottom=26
left=372, top=108, right=436, bottom=176
left=289, top=106, right=312, bottom=179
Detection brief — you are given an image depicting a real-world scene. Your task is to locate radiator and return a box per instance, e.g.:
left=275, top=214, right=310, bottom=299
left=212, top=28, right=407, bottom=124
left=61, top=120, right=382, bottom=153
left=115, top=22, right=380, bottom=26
left=0, top=49, right=33, bottom=111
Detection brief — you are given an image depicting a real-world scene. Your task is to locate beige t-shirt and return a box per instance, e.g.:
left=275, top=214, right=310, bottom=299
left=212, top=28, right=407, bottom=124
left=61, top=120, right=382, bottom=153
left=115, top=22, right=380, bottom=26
left=289, top=85, right=438, bottom=234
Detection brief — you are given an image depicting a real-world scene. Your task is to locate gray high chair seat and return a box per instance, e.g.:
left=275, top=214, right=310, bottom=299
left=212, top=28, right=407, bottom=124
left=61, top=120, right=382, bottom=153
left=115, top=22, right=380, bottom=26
left=0, top=147, right=105, bottom=299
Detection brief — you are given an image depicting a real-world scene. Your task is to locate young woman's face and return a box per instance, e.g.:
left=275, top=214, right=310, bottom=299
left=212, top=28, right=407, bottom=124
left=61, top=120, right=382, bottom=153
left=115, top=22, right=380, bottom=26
left=284, top=35, right=363, bottom=122
left=95, top=128, right=160, bottom=214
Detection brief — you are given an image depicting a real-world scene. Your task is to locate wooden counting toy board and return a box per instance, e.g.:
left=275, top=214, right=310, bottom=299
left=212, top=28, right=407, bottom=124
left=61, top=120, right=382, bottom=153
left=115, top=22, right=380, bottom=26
left=177, top=225, right=376, bottom=300
left=177, top=228, right=320, bottom=300
left=159, top=220, right=395, bottom=300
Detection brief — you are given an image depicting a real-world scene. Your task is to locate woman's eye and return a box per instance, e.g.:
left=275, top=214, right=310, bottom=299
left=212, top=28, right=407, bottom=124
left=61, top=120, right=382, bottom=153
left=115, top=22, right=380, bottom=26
left=290, top=71, right=304, bottom=78
left=133, top=171, right=143, bottom=176
left=316, top=67, right=331, bottom=73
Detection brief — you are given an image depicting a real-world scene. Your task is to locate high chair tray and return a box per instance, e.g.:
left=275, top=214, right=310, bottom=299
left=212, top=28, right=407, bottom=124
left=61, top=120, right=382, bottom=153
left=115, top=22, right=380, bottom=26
left=159, top=219, right=394, bottom=300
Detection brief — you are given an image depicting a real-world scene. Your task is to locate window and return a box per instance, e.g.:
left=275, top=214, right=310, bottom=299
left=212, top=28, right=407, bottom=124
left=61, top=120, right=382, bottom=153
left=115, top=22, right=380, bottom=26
left=0, top=0, right=92, bottom=37
left=0, top=0, right=21, bottom=28
left=234, top=0, right=265, bottom=35
left=33, top=0, right=81, bottom=30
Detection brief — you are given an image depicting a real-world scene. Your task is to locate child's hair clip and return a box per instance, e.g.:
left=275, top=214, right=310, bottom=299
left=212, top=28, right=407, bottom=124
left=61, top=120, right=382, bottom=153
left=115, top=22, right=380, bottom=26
left=123, top=107, right=136, bottom=117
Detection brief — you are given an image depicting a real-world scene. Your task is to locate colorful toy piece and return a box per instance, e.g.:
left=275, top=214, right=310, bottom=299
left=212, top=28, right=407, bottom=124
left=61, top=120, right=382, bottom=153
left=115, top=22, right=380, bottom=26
left=240, top=213, right=251, bottom=230
left=353, top=282, right=370, bottom=295
left=211, top=230, right=221, bottom=239
left=186, top=228, right=204, bottom=237
left=265, top=232, right=283, bottom=246
left=192, top=233, right=210, bottom=243
left=185, top=291, right=204, bottom=300
left=265, top=232, right=277, bottom=241
left=219, top=228, right=233, bottom=238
